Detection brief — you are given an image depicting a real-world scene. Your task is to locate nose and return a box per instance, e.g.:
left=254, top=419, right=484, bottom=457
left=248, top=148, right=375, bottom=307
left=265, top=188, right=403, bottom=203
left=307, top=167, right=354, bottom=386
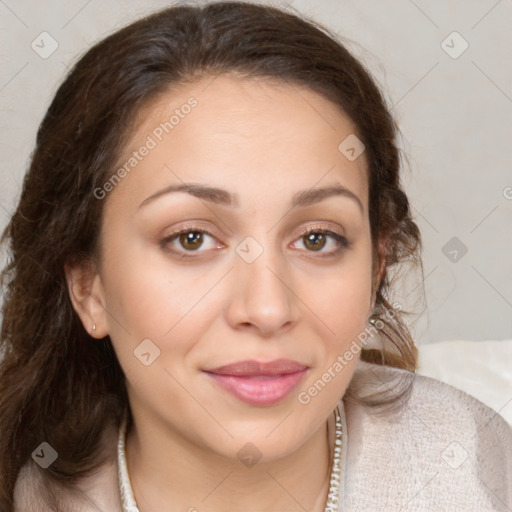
left=225, top=245, right=299, bottom=337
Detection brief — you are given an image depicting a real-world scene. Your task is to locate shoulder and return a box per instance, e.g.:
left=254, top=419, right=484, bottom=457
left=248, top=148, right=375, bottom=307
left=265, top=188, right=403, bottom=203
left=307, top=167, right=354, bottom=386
left=342, top=361, right=512, bottom=511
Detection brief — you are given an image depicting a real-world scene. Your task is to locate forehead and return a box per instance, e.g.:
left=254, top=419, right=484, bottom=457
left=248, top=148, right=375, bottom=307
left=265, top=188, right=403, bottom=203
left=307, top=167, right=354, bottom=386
left=106, top=74, right=369, bottom=213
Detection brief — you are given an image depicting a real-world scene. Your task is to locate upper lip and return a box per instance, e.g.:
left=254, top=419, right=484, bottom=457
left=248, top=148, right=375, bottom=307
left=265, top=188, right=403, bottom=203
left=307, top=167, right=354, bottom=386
left=204, top=359, right=308, bottom=377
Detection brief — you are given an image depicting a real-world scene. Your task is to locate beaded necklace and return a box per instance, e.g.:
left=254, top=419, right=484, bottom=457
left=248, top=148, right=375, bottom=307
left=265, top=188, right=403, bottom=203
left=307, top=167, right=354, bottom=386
left=118, top=404, right=344, bottom=512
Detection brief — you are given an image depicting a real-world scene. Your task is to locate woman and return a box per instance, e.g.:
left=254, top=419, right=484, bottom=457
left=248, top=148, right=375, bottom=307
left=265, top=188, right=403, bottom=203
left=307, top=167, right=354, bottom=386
left=1, top=2, right=510, bottom=511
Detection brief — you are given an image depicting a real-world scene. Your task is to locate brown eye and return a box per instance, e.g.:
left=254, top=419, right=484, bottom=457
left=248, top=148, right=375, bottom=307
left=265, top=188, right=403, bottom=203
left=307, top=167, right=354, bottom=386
left=303, top=232, right=327, bottom=251
left=179, top=231, right=204, bottom=250
left=291, top=228, right=349, bottom=257
left=161, top=228, right=219, bottom=255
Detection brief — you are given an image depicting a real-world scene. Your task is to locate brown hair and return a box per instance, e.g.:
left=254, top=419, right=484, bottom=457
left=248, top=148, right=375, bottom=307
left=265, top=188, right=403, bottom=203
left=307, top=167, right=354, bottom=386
left=0, top=2, right=422, bottom=509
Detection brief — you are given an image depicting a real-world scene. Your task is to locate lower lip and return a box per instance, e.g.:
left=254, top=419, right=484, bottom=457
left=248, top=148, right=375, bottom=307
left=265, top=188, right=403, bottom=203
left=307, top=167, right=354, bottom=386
left=205, top=370, right=307, bottom=406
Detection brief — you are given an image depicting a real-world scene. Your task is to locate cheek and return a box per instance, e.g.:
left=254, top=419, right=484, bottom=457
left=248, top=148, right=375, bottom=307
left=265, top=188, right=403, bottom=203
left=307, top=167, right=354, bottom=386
left=305, top=244, right=373, bottom=390
left=298, top=266, right=373, bottom=406
left=315, top=250, right=373, bottom=335
left=99, top=238, right=214, bottom=362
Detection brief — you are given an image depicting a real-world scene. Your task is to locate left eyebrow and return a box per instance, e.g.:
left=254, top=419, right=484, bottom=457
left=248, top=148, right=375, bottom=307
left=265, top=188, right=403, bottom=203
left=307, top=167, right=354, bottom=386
left=291, top=185, right=364, bottom=214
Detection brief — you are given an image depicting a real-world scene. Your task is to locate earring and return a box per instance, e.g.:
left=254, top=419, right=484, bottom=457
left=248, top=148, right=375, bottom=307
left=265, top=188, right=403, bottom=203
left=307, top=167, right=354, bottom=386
left=92, top=323, right=96, bottom=332
left=368, top=307, right=379, bottom=326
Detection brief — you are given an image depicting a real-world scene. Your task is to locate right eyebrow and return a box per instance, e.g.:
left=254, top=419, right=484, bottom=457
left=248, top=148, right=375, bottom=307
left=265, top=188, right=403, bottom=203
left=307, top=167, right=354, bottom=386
left=139, top=183, right=239, bottom=209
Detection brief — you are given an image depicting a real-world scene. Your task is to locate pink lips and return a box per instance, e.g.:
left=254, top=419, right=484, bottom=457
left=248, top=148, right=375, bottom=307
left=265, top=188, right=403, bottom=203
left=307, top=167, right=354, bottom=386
left=203, top=359, right=308, bottom=406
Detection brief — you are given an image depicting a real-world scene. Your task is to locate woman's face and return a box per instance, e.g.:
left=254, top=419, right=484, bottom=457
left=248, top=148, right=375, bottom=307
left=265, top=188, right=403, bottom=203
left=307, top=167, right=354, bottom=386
left=85, top=75, right=377, bottom=461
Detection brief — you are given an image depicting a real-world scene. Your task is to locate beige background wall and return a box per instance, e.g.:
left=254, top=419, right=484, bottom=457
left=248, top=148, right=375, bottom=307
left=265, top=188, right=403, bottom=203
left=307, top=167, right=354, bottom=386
left=1, top=0, right=511, bottom=344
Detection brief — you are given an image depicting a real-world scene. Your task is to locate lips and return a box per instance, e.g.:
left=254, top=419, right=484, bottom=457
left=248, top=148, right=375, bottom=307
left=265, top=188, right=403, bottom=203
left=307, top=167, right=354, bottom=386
left=203, top=359, right=309, bottom=406
left=205, top=359, right=308, bottom=377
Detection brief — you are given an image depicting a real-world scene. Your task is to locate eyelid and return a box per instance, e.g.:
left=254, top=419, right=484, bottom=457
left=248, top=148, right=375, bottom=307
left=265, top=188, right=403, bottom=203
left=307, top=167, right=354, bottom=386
left=160, top=220, right=222, bottom=242
left=296, top=223, right=345, bottom=238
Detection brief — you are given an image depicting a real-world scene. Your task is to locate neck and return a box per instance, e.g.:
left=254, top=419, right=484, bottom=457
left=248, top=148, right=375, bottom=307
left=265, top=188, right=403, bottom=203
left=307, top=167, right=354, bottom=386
left=124, top=408, right=335, bottom=512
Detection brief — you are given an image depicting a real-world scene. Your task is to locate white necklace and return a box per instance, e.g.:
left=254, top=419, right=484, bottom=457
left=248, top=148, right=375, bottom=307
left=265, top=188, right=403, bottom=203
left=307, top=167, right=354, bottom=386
left=118, top=404, right=344, bottom=512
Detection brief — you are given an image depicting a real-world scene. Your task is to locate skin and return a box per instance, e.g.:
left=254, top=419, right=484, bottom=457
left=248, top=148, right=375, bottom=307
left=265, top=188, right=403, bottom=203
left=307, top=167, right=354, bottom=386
left=67, top=74, right=385, bottom=511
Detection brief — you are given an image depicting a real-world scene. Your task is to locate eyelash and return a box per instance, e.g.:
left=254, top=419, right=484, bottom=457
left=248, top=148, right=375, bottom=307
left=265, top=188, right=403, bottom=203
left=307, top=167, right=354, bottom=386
left=160, top=225, right=351, bottom=259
